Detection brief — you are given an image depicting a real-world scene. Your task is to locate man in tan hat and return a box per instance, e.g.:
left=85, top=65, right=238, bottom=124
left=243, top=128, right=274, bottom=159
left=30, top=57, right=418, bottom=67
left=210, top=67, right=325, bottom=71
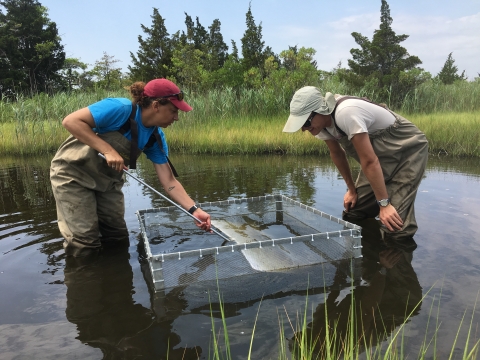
left=283, top=86, right=428, bottom=248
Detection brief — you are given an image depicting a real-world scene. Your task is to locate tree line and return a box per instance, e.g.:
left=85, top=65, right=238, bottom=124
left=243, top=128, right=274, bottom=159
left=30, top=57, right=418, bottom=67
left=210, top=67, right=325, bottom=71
left=0, top=0, right=473, bottom=107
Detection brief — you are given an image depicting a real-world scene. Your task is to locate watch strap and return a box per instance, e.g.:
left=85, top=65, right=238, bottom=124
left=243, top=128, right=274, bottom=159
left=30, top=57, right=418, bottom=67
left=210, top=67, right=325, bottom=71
left=188, top=205, right=199, bottom=214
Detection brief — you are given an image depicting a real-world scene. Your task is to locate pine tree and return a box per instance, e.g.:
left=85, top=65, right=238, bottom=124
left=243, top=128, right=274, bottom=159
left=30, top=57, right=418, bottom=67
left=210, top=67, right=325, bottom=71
left=347, top=0, right=422, bottom=103
left=240, top=3, right=266, bottom=72
left=0, top=0, right=65, bottom=96
left=183, top=13, right=208, bottom=50
left=128, top=8, right=172, bottom=81
left=207, top=19, right=228, bottom=70
left=90, top=52, right=122, bottom=90
left=59, top=57, right=87, bottom=91
left=437, top=52, right=466, bottom=84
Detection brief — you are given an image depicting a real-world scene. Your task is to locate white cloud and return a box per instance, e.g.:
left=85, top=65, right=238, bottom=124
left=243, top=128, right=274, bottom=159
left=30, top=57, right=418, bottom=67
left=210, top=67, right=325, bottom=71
left=396, top=12, right=480, bottom=78
left=272, top=11, right=480, bottom=79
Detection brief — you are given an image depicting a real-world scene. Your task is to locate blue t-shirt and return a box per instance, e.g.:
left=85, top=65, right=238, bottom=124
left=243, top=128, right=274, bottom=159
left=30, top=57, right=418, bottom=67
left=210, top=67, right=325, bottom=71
left=88, top=98, right=168, bottom=165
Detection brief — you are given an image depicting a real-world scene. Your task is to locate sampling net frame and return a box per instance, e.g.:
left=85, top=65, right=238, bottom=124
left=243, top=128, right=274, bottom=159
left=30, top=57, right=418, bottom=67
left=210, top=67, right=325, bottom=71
left=137, top=194, right=363, bottom=292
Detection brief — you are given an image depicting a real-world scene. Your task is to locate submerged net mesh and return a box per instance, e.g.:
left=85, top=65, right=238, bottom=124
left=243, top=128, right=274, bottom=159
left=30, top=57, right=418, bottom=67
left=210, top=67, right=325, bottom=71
left=137, top=195, right=362, bottom=291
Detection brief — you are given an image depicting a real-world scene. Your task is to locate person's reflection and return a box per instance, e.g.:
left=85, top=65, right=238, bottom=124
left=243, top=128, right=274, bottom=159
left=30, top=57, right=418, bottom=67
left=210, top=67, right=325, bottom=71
left=290, top=218, right=422, bottom=357
left=64, top=244, right=200, bottom=359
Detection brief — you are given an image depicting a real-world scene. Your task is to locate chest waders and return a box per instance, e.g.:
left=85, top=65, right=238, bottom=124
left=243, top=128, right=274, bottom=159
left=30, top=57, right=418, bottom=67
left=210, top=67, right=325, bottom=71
left=330, top=99, right=428, bottom=250
left=50, top=105, right=170, bottom=257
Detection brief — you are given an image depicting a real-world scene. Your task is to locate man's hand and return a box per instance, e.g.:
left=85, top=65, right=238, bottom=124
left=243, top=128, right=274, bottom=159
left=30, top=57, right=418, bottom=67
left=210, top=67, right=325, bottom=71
left=343, top=189, right=358, bottom=212
left=379, top=204, right=403, bottom=231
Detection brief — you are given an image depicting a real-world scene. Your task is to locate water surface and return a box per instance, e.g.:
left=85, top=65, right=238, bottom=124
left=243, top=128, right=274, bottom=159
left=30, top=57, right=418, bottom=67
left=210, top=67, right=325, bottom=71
left=0, top=154, right=479, bottom=359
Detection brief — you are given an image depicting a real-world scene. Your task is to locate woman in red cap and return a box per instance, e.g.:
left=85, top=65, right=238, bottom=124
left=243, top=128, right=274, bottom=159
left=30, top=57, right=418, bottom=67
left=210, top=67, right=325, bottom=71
left=50, top=78, right=211, bottom=257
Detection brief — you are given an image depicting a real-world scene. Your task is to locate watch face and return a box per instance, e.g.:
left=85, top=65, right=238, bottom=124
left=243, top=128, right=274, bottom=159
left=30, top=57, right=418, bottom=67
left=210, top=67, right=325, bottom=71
left=378, top=199, right=390, bottom=207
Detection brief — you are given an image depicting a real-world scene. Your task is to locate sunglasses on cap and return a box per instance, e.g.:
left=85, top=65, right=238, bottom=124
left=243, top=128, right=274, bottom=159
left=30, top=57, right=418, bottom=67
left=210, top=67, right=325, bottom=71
left=157, top=90, right=184, bottom=101
left=303, top=112, right=316, bottom=128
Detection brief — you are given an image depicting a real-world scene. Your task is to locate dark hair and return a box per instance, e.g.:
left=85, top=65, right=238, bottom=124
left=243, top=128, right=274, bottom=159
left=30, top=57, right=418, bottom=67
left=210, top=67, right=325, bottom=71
left=129, top=81, right=170, bottom=108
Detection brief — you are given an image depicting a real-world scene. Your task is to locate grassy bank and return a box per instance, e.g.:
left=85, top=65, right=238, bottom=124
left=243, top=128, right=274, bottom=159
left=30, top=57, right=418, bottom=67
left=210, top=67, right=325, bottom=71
left=2, top=110, right=477, bottom=157
left=0, top=86, right=479, bottom=156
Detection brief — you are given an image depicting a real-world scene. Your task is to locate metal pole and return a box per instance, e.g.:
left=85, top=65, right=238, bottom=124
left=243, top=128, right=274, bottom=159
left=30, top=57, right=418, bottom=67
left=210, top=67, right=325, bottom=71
left=98, top=153, right=231, bottom=243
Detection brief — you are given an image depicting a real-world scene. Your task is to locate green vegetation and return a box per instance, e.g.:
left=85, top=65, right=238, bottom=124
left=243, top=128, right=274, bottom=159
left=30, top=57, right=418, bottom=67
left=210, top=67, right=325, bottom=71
left=1, top=1, right=479, bottom=156
left=2, top=0, right=476, bottom=101
left=208, top=285, right=479, bottom=360
left=0, top=83, right=479, bottom=157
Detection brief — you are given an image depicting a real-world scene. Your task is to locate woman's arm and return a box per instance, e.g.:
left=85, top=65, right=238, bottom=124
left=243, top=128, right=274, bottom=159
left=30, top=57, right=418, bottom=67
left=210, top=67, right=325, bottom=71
left=154, top=162, right=211, bottom=231
left=62, top=107, right=125, bottom=171
left=350, top=133, right=402, bottom=231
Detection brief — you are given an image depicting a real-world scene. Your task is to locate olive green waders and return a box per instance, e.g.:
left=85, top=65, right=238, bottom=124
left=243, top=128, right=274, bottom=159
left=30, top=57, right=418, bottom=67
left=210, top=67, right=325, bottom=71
left=337, top=112, right=428, bottom=249
left=50, top=132, right=141, bottom=257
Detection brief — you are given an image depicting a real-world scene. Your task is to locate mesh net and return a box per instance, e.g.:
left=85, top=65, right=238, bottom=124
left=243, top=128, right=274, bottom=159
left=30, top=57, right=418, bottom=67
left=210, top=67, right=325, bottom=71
left=137, top=195, right=362, bottom=291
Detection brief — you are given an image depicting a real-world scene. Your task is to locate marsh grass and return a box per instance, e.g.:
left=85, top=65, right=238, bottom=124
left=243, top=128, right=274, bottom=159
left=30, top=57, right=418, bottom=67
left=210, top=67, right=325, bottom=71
left=207, top=282, right=479, bottom=360
left=1, top=87, right=479, bottom=156
left=407, top=112, right=480, bottom=157
left=164, top=110, right=480, bottom=157
left=400, top=81, right=480, bottom=114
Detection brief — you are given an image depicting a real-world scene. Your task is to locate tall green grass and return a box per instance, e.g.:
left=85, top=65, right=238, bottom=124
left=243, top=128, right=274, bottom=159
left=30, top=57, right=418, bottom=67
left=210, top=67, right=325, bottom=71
left=407, top=112, right=480, bottom=157
left=208, top=284, right=479, bottom=359
left=1, top=83, right=479, bottom=156
left=400, top=81, right=480, bottom=114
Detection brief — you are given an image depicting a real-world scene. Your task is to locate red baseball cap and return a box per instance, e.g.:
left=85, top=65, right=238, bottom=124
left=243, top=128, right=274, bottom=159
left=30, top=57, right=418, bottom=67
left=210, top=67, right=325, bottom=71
left=143, top=78, right=193, bottom=112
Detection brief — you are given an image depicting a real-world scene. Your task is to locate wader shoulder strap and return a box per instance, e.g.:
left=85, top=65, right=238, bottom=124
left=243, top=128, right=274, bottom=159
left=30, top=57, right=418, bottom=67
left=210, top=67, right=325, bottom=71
left=118, top=104, right=140, bottom=169
left=330, top=96, right=389, bottom=137
left=118, top=104, right=178, bottom=176
left=152, top=130, right=179, bottom=177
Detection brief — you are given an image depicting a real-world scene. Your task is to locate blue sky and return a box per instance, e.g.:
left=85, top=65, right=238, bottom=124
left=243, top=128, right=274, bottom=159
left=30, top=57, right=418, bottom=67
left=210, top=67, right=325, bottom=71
left=41, top=0, right=480, bottom=79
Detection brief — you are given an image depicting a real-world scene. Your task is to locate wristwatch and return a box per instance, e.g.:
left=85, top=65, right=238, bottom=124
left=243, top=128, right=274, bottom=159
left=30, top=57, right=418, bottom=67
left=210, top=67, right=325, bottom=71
left=188, top=205, right=199, bottom=214
left=377, top=198, right=390, bottom=207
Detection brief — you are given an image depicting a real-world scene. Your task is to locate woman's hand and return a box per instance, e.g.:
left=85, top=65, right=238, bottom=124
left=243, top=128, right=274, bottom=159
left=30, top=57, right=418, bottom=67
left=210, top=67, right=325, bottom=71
left=103, top=150, right=127, bottom=172
left=379, top=204, right=403, bottom=231
left=192, top=208, right=212, bottom=232
left=343, top=189, right=358, bottom=212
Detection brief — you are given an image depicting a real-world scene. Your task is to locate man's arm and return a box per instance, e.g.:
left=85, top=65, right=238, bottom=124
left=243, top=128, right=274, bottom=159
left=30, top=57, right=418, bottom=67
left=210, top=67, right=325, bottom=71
left=324, top=139, right=357, bottom=211
left=349, top=133, right=402, bottom=231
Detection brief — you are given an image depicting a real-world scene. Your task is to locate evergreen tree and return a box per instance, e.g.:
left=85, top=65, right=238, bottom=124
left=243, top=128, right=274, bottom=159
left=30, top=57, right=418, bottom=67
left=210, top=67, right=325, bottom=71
left=184, top=12, right=195, bottom=43
left=183, top=13, right=208, bottom=50
left=213, top=40, right=243, bottom=88
left=0, top=0, right=65, bottom=96
left=229, top=40, right=239, bottom=62
left=90, top=52, right=123, bottom=90
left=240, top=3, right=266, bottom=72
left=59, top=57, right=87, bottom=91
left=347, top=0, right=422, bottom=104
left=207, top=19, right=228, bottom=70
left=437, top=52, right=466, bottom=84
left=128, top=8, right=172, bottom=81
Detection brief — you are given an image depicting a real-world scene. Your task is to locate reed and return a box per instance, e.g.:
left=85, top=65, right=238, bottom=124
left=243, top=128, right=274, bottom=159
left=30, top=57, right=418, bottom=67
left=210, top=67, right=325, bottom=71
left=407, top=111, right=480, bottom=157
left=400, top=81, right=480, bottom=114
left=208, top=284, right=479, bottom=360
left=0, top=86, right=479, bottom=156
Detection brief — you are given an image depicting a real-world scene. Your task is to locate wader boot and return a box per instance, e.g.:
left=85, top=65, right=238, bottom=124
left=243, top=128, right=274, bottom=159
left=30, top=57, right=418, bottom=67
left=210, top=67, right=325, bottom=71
left=338, top=112, right=428, bottom=249
left=50, top=132, right=141, bottom=257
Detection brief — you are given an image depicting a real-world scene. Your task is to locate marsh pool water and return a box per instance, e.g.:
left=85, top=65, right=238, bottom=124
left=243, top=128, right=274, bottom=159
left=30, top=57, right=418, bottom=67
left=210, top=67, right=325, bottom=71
left=0, top=154, right=479, bottom=359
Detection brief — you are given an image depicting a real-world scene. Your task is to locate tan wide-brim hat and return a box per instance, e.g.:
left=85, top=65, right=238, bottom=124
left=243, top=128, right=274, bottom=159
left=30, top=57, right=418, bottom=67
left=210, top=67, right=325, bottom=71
left=283, top=87, right=337, bottom=133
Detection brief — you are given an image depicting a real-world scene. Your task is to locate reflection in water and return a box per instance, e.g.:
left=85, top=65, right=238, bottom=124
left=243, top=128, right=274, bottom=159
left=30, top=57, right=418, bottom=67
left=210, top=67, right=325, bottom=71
left=1, top=154, right=479, bottom=358
left=290, top=218, right=422, bottom=357
left=64, top=244, right=201, bottom=359
left=0, top=158, right=60, bottom=248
